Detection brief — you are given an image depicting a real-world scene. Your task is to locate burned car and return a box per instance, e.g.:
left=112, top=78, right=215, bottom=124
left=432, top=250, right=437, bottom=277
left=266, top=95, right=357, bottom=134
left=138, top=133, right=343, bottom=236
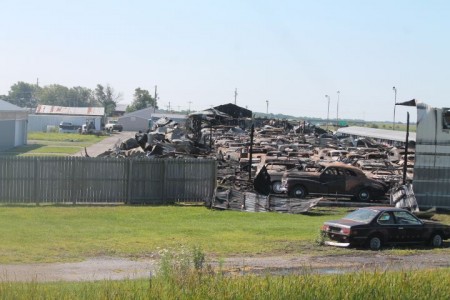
left=281, top=162, right=388, bottom=201
left=259, top=161, right=303, bottom=194
left=321, top=207, right=450, bottom=250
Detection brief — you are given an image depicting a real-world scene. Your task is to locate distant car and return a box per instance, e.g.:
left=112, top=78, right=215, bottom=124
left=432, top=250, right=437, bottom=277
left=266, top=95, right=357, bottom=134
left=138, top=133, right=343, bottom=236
left=59, top=122, right=81, bottom=133
left=321, top=207, right=450, bottom=250
left=105, top=120, right=123, bottom=132
left=281, top=162, right=388, bottom=201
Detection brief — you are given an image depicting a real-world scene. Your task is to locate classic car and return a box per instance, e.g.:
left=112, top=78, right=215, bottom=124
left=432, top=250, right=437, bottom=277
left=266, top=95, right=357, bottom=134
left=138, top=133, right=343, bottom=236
left=262, top=161, right=303, bottom=193
left=281, top=162, right=388, bottom=201
left=321, top=207, right=450, bottom=250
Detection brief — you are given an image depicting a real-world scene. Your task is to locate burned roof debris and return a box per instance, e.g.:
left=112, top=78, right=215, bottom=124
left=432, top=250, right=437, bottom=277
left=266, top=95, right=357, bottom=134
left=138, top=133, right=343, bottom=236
left=92, top=105, right=414, bottom=212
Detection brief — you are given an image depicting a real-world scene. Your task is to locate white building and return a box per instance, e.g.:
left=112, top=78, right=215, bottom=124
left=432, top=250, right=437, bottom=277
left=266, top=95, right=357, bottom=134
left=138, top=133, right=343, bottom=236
left=0, top=100, right=28, bottom=150
left=118, top=107, right=187, bottom=132
left=28, top=105, right=105, bottom=132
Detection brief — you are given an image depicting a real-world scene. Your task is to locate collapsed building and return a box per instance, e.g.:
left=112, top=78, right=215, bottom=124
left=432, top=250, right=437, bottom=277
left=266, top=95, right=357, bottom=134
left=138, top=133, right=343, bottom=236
left=95, top=101, right=424, bottom=212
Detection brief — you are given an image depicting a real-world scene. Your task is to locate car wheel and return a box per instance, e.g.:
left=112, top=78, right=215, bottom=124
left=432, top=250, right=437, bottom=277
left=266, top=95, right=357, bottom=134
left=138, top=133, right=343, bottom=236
left=290, top=185, right=306, bottom=199
left=356, top=189, right=371, bottom=202
left=430, top=233, right=443, bottom=248
left=271, top=181, right=283, bottom=194
left=368, top=235, right=382, bottom=251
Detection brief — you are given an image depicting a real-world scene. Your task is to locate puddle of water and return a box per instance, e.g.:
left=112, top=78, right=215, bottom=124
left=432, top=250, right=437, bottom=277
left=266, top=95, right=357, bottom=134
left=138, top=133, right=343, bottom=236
left=232, top=266, right=354, bottom=276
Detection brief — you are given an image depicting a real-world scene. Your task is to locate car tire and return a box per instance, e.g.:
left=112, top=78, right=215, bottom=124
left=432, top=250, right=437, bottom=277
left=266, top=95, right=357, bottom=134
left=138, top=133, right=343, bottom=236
left=430, top=233, right=443, bottom=248
left=290, top=185, right=307, bottom=199
left=271, top=181, right=283, bottom=194
left=367, top=235, right=382, bottom=251
left=356, top=188, right=371, bottom=202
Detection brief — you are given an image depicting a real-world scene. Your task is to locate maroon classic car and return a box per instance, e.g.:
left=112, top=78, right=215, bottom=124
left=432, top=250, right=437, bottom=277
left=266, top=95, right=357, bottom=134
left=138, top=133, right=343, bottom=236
left=321, top=207, right=450, bottom=250
left=281, top=162, right=388, bottom=201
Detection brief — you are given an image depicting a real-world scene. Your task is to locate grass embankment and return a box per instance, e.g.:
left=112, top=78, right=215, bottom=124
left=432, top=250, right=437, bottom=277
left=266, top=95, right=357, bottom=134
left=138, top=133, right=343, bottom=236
left=0, top=269, right=448, bottom=299
left=0, top=206, right=449, bottom=264
left=0, top=132, right=107, bottom=156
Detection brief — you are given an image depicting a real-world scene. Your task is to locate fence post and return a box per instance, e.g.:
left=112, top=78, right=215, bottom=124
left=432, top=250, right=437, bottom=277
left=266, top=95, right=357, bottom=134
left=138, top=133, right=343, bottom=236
left=34, top=158, right=39, bottom=206
left=72, top=158, right=77, bottom=205
left=126, top=160, right=133, bottom=204
left=162, top=160, right=168, bottom=204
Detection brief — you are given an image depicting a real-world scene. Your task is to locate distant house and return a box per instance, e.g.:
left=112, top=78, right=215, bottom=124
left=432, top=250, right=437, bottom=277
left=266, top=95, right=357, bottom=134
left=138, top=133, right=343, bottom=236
left=0, top=100, right=28, bottom=150
left=118, top=107, right=187, bottom=132
left=111, top=103, right=127, bottom=117
left=28, top=105, right=105, bottom=132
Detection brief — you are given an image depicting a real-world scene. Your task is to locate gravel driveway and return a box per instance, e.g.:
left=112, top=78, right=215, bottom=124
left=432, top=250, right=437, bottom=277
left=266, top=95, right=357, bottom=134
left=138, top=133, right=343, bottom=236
left=1, top=252, right=449, bottom=282
left=72, top=131, right=137, bottom=157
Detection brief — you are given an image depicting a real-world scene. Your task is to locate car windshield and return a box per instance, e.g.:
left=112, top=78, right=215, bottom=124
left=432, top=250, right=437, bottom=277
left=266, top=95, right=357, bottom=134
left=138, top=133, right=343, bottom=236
left=343, top=208, right=378, bottom=223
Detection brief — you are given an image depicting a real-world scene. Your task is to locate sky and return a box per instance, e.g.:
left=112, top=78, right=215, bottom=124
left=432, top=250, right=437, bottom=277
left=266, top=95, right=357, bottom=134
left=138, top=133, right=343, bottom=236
left=1, top=0, right=450, bottom=123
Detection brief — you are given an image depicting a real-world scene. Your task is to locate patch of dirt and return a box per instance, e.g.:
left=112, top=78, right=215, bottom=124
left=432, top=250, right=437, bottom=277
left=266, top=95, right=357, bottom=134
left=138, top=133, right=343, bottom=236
left=1, top=252, right=449, bottom=282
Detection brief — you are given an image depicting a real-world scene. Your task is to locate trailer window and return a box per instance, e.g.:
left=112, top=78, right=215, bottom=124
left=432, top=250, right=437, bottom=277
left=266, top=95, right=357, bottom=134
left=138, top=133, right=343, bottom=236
left=443, top=108, right=450, bottom=129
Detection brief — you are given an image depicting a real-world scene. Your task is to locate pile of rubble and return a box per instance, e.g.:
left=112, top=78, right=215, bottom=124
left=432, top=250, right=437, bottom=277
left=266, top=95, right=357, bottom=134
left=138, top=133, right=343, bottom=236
left=95, top=112, right=415, bottom=211
left=97, top=116, right=211, bottom=159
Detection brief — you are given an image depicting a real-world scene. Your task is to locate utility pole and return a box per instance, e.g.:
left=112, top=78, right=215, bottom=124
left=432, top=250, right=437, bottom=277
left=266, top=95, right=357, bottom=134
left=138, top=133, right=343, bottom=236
left=234, top=88, right=238, bottom=105
left=266, top=100, right=269, bottom=114
left=325, top=95, right=331, bottom=131
left=336, top=91, right=340, bottom=128
left=392, top=86, right=397, bottom=130
left=154, top=85, right=158, bottom=112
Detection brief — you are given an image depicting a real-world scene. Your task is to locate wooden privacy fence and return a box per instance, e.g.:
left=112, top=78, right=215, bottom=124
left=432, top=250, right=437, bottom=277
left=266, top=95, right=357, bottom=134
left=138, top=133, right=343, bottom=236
left=0, top=157, right=217, bottom=205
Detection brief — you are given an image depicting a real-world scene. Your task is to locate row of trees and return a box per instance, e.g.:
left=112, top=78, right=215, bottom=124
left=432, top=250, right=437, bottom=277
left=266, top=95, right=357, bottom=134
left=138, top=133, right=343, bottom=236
left=0, top=82, right=158, bottom=116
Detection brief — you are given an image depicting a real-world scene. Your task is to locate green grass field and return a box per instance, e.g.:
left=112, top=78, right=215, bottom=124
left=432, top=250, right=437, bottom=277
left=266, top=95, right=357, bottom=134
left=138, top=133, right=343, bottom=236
left=1, top=206, right=449, bottom=298
left=0, top=206, right=449, bottom=264
left=0, top=206, right=341, bottom=263
left=0, top=132, right=108, bottom=156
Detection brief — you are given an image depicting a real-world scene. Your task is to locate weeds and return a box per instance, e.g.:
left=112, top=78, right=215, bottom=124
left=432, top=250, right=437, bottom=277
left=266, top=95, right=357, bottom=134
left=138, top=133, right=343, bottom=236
left=315, top=229, right=326, bottom=246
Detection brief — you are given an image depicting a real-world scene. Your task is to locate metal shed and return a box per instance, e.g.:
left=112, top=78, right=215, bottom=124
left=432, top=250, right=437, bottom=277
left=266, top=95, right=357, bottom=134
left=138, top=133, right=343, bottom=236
left=397, top=100, right=450, bottom=209
left=28, top=105, right=105, bottom=132
left=0, top=100, right=28, bottom=151
left=119, top=108, right=187, bottom=132
left=337, top=126, right=416, bottom=146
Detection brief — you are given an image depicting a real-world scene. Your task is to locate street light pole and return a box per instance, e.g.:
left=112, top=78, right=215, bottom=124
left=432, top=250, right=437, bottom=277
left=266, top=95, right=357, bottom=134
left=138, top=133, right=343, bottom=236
left=266, top=100, right=269, bottom=114
left=336, top=91, right=340, bottom=128
left=325, top=95, right=330, bottom=131
left=392, top=86, right=397, bottom=130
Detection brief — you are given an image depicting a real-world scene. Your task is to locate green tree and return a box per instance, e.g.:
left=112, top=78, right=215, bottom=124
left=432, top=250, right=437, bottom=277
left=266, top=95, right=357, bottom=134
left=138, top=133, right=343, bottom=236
left=1, top=81, right=40, bottom=108
left=38, top=85, right=94, bottom=107
left=38, top=84, right=73, bottom=106
left=93, top=84, right=121, bottom=116
left=126, top=87, right=157, bottom=112
left=71, top=86, right=96, bottom=107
